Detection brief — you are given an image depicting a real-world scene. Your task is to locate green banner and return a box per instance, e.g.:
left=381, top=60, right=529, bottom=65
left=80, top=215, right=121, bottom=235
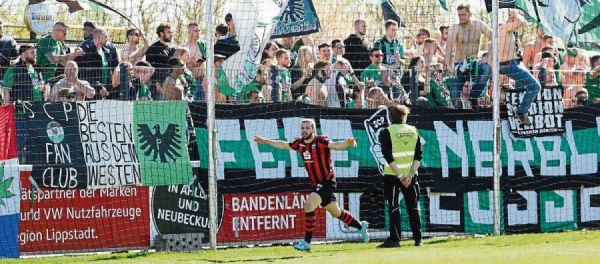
left=134, top=101, right=192, bottom=186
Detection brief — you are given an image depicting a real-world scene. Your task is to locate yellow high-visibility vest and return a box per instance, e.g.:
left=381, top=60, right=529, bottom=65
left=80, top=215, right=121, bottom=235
left=383, top=124, right=419, bottom=176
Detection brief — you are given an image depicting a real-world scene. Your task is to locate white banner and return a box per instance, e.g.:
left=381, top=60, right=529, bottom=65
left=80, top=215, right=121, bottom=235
left=221, top=0, right=282, bottom=90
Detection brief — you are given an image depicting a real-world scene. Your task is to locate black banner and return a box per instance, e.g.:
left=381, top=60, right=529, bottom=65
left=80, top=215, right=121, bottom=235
left=485, top=0, right=519, bottom=13
left=506, top=86, right=565, bottom=138
left=27, top=102, right=87, bottom=189
left=151, top=168, right=223, bottom=243
left=189, top=102, right=600, bottom=234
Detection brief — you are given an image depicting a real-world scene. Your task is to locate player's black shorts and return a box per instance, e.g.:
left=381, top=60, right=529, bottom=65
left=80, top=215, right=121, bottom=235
left=313, top=181, right=337, bottom=207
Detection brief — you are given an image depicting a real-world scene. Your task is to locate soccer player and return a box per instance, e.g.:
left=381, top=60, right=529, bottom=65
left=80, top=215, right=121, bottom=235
left=254, top=119, right=369, bottom=251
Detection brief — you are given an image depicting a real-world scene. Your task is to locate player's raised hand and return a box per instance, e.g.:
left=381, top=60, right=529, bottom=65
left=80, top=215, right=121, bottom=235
left=254, top=135, right=267, bottom=144
left=347, top=137, right=357, bottom=148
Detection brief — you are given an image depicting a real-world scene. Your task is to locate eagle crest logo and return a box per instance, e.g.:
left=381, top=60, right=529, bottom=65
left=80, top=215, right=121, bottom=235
left=137, top=124, right=182, bottom=163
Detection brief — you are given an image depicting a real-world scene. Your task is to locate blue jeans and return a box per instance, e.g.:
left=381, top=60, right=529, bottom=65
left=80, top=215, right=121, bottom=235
left=193, top=79, right=204, bottom=101
left=499, top=59, right=541, bottom=114
left=447, top=62, right=491, bottom=108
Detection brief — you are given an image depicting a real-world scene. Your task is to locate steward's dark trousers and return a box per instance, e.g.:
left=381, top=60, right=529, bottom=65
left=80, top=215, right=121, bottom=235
left=383, top=174, right=421, bottom=242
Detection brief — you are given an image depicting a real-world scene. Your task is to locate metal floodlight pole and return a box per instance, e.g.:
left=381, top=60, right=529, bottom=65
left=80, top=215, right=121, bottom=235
left=204, top=0, right=218, bottom=250
left=491, top=0, right=502, bottom=236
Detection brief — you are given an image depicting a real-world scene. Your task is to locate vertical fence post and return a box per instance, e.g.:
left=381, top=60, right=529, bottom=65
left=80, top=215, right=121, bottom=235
left=204, top=0, right=218, bottom=250
left=410, top=67, right=418, bottom=104
left=119, top=63, right=129, bottom=100
left=491, top=0, right=502, bottom=236
left=271, top=65, right=280, bottom=102
left=264, top=0, right=290, bottom=103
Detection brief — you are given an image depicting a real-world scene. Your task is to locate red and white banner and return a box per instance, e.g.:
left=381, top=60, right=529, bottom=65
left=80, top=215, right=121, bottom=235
left=19, top=170, right=150, bottom=253
left=218, top=192, right=325, bottom=243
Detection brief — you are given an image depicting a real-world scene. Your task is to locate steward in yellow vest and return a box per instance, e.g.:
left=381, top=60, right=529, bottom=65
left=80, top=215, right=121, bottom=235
left=377, top=104, right=423, bottom=248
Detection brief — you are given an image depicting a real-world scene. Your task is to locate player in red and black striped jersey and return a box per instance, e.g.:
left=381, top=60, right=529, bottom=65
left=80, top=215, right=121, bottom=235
left=254, top=119, right=369, bottom=251
left=288, top=134, right=335, bottom=187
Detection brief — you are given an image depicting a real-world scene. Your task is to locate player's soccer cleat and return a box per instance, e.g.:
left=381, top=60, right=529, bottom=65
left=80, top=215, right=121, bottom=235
left=360, top=221, right=370, bottom=243
left=293, top=240, right=311, bottom=252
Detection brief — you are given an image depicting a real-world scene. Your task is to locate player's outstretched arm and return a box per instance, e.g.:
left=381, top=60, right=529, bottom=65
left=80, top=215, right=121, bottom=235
left=253, top=135, right=291, bottom=150
left=328, top=137, right=357, bottom=150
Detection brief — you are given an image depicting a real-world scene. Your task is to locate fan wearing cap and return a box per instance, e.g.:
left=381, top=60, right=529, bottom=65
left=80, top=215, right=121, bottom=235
left=2, top=44, right=48, bottom=103
left=36, top=22, right=85, bottom=83
left=81, top=21, right=96, bottom=44
left=0, top=18, right=18, bottom=80
left=160, top=58, right=189, bottom=101
left=47, top=61, right=95, bottom=102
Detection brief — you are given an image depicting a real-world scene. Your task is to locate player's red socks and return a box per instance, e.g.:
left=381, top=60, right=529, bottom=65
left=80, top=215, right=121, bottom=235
left=305, top=211, right=316, bottom=243
left=339, top=210, right=362, bottom=230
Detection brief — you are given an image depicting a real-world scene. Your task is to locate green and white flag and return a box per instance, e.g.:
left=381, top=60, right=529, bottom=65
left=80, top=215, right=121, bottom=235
left=516, top=0, right=600, bottom=50
left=574, top=0, right=600, bottom=50
left=133, top=101, right=192, bottom=186
left=487, top=0, right=600, bottom=50
left=221, top=0, right=281, bottom=90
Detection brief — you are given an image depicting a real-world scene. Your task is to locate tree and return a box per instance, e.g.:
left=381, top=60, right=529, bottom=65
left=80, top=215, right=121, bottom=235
left=137, top=0, right=161, bottom=42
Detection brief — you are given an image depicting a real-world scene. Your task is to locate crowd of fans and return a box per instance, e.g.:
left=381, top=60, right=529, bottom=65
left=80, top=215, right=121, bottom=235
left=1, top=4, right=599, bottom=110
